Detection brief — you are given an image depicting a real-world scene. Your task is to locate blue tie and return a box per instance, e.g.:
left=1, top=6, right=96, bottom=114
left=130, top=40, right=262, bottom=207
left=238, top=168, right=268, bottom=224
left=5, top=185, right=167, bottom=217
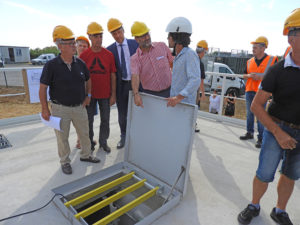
left=120, top=44, right=128, bottom=79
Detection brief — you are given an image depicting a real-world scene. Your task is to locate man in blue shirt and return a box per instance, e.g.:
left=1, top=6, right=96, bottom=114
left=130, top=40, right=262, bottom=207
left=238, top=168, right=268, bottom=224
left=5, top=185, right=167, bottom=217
left=165, top=17, right=200, bottom=107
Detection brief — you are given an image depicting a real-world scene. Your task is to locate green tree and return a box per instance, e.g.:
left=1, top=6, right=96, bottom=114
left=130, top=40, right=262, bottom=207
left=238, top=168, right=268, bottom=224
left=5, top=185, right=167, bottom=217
left=30, top=46, right=59, bottom=59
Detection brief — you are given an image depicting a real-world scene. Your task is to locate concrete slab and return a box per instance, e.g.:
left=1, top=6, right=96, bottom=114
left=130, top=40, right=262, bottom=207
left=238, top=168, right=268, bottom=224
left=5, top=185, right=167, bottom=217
left=0, top=108, right=299, bottom=225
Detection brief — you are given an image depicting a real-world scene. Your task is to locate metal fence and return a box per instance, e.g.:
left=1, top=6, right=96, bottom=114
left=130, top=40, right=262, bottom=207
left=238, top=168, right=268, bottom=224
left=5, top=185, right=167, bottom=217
left=0, top=67, right=42, bottom=97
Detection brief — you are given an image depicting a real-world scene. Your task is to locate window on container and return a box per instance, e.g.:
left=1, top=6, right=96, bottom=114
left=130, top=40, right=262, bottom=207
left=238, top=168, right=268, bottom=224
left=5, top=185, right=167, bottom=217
left=16, top=49, right=22, bottom=56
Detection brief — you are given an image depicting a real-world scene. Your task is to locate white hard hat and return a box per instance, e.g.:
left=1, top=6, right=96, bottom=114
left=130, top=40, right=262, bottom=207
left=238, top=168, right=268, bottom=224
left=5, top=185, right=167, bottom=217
left=166, top=17, right=192, bottom=34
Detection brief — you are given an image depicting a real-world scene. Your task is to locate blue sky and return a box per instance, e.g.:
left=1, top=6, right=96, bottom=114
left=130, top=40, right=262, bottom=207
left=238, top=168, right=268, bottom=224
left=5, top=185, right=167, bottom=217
left=0, top=0, right=298, bottom=56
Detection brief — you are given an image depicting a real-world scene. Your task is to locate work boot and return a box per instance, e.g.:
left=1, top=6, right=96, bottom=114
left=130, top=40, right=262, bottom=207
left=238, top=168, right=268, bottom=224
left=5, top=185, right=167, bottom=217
left=240, top=132, right=254, bottom=140
left=238, top=204, right=260, bottom=224
left=255, top=139, right=262, bottom=148
left=61, top=163, right=72, bottom=175
left=270, top=208, right=293, bottom=225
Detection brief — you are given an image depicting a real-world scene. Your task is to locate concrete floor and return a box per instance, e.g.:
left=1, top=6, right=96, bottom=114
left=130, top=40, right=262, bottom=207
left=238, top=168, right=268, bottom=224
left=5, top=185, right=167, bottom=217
left=0, top=108, right=299, bottom=225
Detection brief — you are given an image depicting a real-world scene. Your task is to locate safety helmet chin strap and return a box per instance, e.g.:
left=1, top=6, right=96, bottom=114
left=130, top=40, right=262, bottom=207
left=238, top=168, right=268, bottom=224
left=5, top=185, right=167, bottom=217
left=172, top=43, right=177, bottom=56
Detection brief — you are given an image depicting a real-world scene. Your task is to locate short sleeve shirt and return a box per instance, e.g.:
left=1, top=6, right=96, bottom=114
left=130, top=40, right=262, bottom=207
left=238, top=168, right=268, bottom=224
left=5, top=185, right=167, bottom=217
left=80, top=48, right=116, bottom=99
left=40, top=55, right=89, bottom=106
left=130, top=42, right=173, bottom=91
left=260, top=57, right=300, bottom=125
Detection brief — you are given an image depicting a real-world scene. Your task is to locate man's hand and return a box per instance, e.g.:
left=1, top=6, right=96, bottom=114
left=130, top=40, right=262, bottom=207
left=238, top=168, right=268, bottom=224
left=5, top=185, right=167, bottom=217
left=134, top=94, right=144, bottom=108
left=82, top=96, right=91, bottom=107
left=167, top=96, right=183, bottom=107
left=41, top=107, right=51, bottom=121
left=274, top=128, right=298, bottom=150
left=109, top=94, right=116, bottom=106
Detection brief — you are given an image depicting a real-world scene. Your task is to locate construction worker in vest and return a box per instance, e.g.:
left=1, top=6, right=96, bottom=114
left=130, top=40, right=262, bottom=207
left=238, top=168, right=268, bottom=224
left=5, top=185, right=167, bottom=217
left=239, top=36, right=277, bottom=148
left=238, top=8, right=300, bottom=225
left=283, top=46, right=292, bottom=58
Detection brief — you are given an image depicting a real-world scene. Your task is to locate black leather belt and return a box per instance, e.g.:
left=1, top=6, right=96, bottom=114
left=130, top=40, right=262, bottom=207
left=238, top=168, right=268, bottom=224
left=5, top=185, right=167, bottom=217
left=122, top=80, right=131, bottom=83
left=271, top=116, right=300, bottom=129
left=51, top=100, right=81, bottom=107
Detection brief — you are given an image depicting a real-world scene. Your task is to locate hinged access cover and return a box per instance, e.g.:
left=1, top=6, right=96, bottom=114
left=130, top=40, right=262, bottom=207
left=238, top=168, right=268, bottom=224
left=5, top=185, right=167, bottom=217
left=125, top=92, right=197, bottom=196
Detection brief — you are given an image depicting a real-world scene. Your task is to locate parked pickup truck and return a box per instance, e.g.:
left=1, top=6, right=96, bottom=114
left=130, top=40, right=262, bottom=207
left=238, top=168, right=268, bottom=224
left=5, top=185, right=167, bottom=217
left=204, top=61, right=245, bottom=97
left=31, top=54, right=55, bottom=65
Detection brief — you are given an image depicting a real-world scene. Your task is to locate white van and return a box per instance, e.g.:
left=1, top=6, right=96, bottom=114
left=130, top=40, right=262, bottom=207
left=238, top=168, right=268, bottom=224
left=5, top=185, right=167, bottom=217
left=31, top=53, right=55, bottom=65
left=204, top=61, right=245, bottom=97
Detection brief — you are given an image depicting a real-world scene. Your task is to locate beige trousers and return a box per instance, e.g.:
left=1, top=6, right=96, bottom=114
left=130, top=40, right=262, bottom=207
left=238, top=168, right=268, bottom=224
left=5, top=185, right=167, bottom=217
left=51, top=103, right=91, bottom=164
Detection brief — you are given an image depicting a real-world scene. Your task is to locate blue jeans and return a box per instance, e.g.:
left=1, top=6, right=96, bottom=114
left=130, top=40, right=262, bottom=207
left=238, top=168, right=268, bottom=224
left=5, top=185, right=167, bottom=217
left=256, top=123, right=300, bottom=182
left=245, top=91, right=264, bottom=140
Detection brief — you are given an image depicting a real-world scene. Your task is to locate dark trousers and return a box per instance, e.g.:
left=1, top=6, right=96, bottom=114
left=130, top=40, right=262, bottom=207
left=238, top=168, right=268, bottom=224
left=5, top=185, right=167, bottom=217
left=87, top=98, right=110, bottom=146
left=117, top=81, right=131, bottom=139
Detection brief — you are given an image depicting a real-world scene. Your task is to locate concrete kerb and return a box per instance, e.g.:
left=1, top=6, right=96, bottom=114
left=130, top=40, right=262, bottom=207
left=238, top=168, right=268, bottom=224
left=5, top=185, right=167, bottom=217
left=0, top=114, right=40, bottom=127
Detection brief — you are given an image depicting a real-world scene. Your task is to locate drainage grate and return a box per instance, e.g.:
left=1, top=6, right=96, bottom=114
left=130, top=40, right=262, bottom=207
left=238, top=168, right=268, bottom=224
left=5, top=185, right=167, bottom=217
left=0, top=134, right=12, bottom=149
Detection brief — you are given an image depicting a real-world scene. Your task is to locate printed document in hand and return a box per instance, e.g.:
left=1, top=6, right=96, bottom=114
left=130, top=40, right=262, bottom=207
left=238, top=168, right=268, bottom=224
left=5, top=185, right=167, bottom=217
left=39, top=113, right=62, bottom=131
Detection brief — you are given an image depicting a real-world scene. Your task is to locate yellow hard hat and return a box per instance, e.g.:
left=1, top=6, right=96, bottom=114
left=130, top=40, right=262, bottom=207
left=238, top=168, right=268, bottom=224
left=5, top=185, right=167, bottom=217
left=76, top=36, right=90, bottom=48
left=197, top=40, right=208, bottom=50
left=87, top=22, right=104, bottom=35
left=251, top=36, right=268, bottom=48
left=107, top=18, right=123, bottom=32
left=52, top=25, right=74, bottom=42
left=131, top=21, right=150, bottom=37
left=283, top=8, right=300, bottom=35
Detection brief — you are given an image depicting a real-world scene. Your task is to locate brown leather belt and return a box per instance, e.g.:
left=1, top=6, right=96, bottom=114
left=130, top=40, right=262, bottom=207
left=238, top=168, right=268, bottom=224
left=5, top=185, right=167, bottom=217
left=271, top=116, right=300, bottom=129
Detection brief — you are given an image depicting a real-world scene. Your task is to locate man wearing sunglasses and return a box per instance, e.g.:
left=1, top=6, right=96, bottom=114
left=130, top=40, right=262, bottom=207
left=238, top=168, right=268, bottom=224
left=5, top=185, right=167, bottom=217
left=80, top=22, right=117, bottom=153
left=39, top=25, right=100, bottom=175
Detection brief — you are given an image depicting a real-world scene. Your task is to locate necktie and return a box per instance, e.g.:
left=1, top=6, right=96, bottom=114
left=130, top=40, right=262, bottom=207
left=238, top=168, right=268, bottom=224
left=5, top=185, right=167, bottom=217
left=120, top=44, right=128, bottom=79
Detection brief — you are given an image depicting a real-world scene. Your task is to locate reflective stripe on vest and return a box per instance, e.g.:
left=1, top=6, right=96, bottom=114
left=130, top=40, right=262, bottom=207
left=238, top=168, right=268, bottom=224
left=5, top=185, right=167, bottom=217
left=284, top=46, right=292, bottom=58
left=246, top=55, right=276, bottom=92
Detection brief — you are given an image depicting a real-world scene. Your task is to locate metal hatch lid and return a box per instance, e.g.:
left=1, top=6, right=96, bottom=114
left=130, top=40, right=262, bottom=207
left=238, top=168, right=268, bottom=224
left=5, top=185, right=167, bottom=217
left=124, top=92, right=197, bottom=196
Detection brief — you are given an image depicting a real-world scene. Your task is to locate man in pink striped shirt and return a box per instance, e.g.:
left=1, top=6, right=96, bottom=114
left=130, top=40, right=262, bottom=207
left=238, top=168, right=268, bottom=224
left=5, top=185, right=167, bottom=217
left=130, top=21, right=173, bottom=107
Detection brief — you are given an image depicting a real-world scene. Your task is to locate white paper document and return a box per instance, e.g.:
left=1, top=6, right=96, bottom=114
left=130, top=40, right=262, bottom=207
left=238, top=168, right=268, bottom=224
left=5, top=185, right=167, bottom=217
left=39, top=113, right=62, bottom=131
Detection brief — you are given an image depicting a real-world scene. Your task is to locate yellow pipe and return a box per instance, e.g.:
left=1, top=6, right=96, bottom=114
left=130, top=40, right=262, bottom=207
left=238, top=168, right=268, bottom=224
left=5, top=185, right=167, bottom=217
left=93, top=186, right=159, bottom=225
left=75, top=179, right=146, bottom=219
left=64, top=172, right=135, bottom=207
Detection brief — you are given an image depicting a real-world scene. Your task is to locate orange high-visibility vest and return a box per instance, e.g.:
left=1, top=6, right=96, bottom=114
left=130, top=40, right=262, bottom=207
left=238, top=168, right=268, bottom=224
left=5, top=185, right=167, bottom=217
left=246, top=55, right=277, bottom=92
left=284, top=46, right=292, bottom=58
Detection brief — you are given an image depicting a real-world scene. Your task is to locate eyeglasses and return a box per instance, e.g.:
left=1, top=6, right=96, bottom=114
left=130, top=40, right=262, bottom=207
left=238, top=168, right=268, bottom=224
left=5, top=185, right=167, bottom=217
left=60, top=41, right=77, bottom=46
left=90, top=33, right=103, bottom=38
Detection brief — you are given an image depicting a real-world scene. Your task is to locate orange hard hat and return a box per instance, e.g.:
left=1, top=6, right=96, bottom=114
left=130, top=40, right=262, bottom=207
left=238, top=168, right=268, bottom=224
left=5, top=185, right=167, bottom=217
left=76, top=36, right=90, bottom=48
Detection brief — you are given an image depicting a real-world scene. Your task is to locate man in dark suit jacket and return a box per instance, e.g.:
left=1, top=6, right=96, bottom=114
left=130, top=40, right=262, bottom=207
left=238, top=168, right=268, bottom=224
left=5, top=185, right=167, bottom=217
left=107, top=18, right=139, bottom=149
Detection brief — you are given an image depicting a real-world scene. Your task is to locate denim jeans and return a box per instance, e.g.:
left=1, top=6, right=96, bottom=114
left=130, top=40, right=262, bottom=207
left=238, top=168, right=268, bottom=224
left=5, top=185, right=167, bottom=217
left=86, top=98, right=110, bottom=146
left=245, top=91, right=264, bottom=140
left=256, top=123, right=300, bottom=182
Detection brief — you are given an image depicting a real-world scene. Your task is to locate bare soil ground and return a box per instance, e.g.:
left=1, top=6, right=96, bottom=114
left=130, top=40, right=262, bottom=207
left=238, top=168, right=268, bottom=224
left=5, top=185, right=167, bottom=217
left=0, top=86, right=247, bottom=120
left=0, top=86, right=41, bottom=119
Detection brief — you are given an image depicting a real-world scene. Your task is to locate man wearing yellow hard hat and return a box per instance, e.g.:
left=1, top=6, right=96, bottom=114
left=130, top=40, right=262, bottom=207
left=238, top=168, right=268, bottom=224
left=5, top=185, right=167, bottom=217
left=238, top=8, right=300, bottom=225
left=130, top=21, right=173, bottom=107
left=196, top=40, right=208, bottom=106
left=80, top=22, right=117, bottom=153
left=39, top=25, right=100, bottom=175
left=239, top=36, right=277, bottom=148
left=106, top=18, right=138, bottom=149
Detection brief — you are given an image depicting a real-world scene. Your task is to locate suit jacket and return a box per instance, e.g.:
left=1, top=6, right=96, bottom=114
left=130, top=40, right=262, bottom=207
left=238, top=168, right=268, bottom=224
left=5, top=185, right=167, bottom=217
left=107, top=39, right=138, bottom=98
